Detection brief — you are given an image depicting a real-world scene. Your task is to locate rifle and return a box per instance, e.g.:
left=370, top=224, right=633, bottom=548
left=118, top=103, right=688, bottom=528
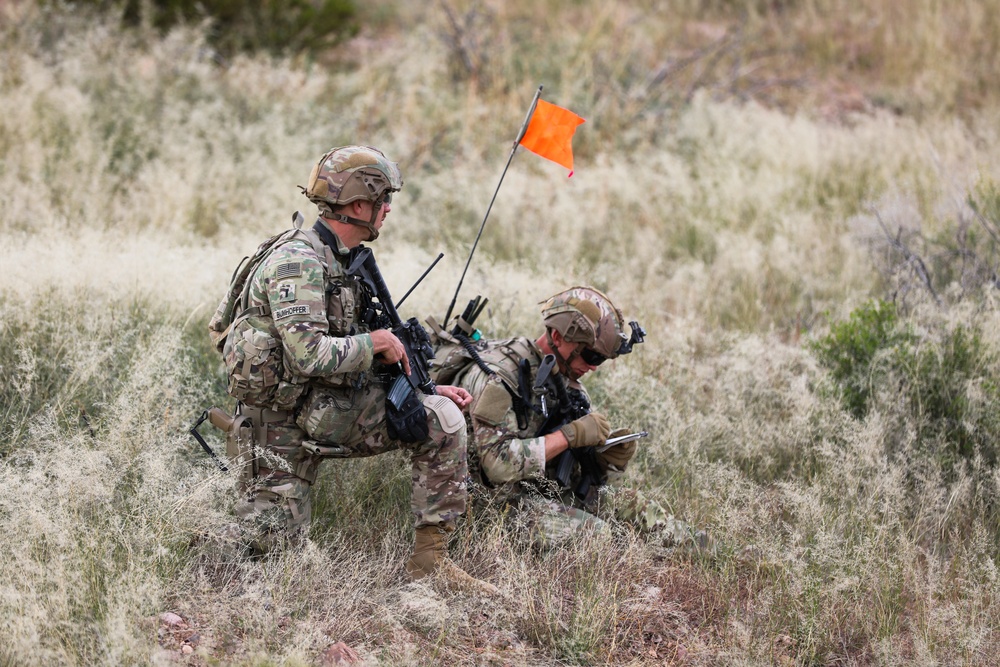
left=536, top=372, right=610, bottom=500
left=346, top=246, right=438, bottom=439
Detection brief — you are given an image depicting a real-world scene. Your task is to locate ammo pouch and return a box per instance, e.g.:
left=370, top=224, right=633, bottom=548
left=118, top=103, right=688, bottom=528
left=225, top=326, right=307, bottom=411
left=385, top=374, right=429, bottom=443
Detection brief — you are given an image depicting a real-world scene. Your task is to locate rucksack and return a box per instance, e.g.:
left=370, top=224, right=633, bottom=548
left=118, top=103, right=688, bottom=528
left=208, top=213, right=329, bottom=410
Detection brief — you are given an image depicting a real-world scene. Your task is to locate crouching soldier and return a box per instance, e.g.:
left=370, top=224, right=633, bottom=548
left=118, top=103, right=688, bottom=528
left=432, top=286, right=707, bottom=550
left=208, top=145, right=496, bottom=594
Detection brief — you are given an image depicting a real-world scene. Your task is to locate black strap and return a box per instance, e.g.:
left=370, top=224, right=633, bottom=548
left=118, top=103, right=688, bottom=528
left=312, top=219, right=341, bottom=249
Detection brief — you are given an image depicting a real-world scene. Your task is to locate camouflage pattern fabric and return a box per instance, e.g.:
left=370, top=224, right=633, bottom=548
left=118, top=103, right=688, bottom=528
left=516, top=486, right=694, bottom=548
left=241, top=232, right=374, bottom=379
left=216, top=220, right=468, bottom=552
left=539, top=285, right=628, bottom=359
left=455, top=337, right=694, bottom=547
left=235, top=387, right=467, bottom=553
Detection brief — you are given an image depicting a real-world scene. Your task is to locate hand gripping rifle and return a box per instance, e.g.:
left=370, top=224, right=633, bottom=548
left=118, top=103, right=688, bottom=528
left=347, top=246, right=440, bottom=441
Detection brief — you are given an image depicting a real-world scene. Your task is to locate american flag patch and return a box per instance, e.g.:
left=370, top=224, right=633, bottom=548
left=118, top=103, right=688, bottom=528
left=276, top=262, right=302, bottom=279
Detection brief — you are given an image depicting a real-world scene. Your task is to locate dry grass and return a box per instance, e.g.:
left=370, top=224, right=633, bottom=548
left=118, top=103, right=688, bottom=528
left=3, top=0, right=1000, bottom=664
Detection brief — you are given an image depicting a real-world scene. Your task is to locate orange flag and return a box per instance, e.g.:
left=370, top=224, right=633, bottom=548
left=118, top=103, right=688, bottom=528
left=518, top=99, right=585, bottom=175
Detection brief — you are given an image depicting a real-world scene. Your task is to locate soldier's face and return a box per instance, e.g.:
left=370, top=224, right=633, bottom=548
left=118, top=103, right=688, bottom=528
left=568, top=344, right=600, bottom=379
left=553, top=334, right=599, bottom=380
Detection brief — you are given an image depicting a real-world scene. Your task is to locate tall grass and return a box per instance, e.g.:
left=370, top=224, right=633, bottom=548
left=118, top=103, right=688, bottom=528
left=2, top=0, right=1000, bottom=664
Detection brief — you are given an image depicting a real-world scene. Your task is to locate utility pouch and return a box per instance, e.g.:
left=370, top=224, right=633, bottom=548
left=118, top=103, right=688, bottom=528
left=296, top=386, right=364, bottom=443
left=385, top=375, right=429, bottom=443
left=225, top=327, right=306, bottom=411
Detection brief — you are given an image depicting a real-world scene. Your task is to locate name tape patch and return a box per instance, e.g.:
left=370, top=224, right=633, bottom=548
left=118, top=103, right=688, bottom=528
left=274, top=304, right=310, bottom=320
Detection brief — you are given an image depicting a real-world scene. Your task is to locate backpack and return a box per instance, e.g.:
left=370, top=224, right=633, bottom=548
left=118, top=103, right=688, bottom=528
left=208, top=213, right=330, bottom=411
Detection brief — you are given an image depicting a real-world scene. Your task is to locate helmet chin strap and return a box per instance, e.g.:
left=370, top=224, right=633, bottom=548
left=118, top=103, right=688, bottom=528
left=327, top=207, right=380, bottom=241
left=546, top=329, right=583, bottom=380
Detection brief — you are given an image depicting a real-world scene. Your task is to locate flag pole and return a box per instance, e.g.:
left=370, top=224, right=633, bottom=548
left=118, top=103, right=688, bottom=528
left=442, top=85, right=544, bottom=328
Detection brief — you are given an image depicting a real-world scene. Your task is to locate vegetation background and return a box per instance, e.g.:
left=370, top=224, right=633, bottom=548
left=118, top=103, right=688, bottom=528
left=2, top=0, right=1000, bottom=664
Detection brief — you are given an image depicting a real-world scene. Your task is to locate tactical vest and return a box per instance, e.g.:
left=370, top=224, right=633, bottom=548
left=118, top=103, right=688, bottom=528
left=208, top=214, right=370, bottom=412
left=431, top=334, right=544, bottom=410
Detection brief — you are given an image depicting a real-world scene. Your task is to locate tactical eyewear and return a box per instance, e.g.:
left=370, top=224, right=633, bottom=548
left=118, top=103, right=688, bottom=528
left=380, top=192, right=393, bottom=205
left=580, top=347, right=607, bottom=366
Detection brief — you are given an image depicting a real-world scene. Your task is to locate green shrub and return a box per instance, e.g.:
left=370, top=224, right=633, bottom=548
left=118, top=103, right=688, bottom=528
left=812, top=301, right=1000, bottom=471
left=75, top=0, right=358, bottom=57
left=908, top=324, right=999, bottom=469
left=810, top=300, right=909, bottom=419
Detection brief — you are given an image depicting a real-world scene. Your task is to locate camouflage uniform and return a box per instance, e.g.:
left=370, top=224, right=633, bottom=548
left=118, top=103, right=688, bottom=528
left=451, top=335, right=690, bottom=548
left=208, top=147, right=467, bottom=553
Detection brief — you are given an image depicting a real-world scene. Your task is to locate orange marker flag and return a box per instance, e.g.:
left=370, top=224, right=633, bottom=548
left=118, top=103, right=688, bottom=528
left=518, top=99, right=586, bottom=176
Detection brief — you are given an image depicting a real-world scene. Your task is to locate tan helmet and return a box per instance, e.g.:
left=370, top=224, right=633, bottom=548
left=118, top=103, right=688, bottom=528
left=540, top=286, right=630, bottom=360
left=302, top=145, right=403, bottom=240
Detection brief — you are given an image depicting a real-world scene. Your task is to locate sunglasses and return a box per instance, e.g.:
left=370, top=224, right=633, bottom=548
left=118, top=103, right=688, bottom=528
left=380, top=192, right=393, bottom=205
left=580, top=347, right=607, bottom=366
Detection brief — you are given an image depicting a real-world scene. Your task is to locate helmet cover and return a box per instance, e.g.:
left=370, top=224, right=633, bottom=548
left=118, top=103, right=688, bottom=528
left=303, top=145, right=403, bottom=216
left=539, top=286, right=628, bottom=359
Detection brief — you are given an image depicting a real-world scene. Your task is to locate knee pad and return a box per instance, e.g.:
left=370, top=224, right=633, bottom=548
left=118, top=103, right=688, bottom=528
left=422, top=394, right=465, bottom=435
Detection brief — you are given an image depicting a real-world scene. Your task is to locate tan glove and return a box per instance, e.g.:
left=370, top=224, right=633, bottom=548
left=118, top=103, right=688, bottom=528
left=560, top=412, right=611, bottom=449
left=597, top=432, right=637, bottom=470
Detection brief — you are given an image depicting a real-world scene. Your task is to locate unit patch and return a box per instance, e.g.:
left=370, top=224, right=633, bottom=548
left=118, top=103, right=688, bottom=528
left=276, top=262, right=302, bottom=279
left=278, top=282, right=296, bottom=302
left=274, top=305, right=310, bottom=320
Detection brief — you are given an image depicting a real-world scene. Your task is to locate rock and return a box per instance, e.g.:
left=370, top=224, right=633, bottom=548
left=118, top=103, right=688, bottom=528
left=159, top=612, right=185, bottom=627
left=320, top=641, right=360, bottom=665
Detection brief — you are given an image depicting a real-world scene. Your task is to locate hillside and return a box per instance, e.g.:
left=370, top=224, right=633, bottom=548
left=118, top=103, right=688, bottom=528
left=2, top=1, right=1000, bottom=664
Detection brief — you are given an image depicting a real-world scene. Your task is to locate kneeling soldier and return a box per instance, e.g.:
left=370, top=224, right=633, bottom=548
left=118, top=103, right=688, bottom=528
left=208, top=145, right=496, bottom=594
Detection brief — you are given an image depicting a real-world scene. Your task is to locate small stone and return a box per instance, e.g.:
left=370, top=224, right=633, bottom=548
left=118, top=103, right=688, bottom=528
left=181, top=645, right=194, bottom=655
left=320, top=641, right=360, bottom=665
left=159, top=612, right=185, bottom=627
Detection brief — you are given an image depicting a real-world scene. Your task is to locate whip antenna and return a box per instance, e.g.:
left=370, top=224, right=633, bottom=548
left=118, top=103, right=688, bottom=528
left=395, top=252, right=444, bottom=310
left=442, top=85, right=543, bottom=327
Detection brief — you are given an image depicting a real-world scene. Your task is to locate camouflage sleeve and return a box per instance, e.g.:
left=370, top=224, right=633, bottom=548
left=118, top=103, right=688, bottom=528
left=463, top=370, right=546, bottom=484
left=253, top=242, right=374, bottom=377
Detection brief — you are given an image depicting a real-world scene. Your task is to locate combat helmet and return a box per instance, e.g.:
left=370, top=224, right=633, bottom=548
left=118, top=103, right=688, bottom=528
left=540, top=286, right=644, bottom=362
left=302, top=145, right=403, bottom=240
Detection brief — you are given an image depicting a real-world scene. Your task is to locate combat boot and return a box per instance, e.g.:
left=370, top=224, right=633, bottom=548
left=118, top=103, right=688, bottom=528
left=405, top=524, right=499, bottom=595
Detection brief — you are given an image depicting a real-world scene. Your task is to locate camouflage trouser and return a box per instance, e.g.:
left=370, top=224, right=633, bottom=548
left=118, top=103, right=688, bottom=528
left=236, top=382, right=467, bottom=553
left=513, top=485, right=697, bottom=549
